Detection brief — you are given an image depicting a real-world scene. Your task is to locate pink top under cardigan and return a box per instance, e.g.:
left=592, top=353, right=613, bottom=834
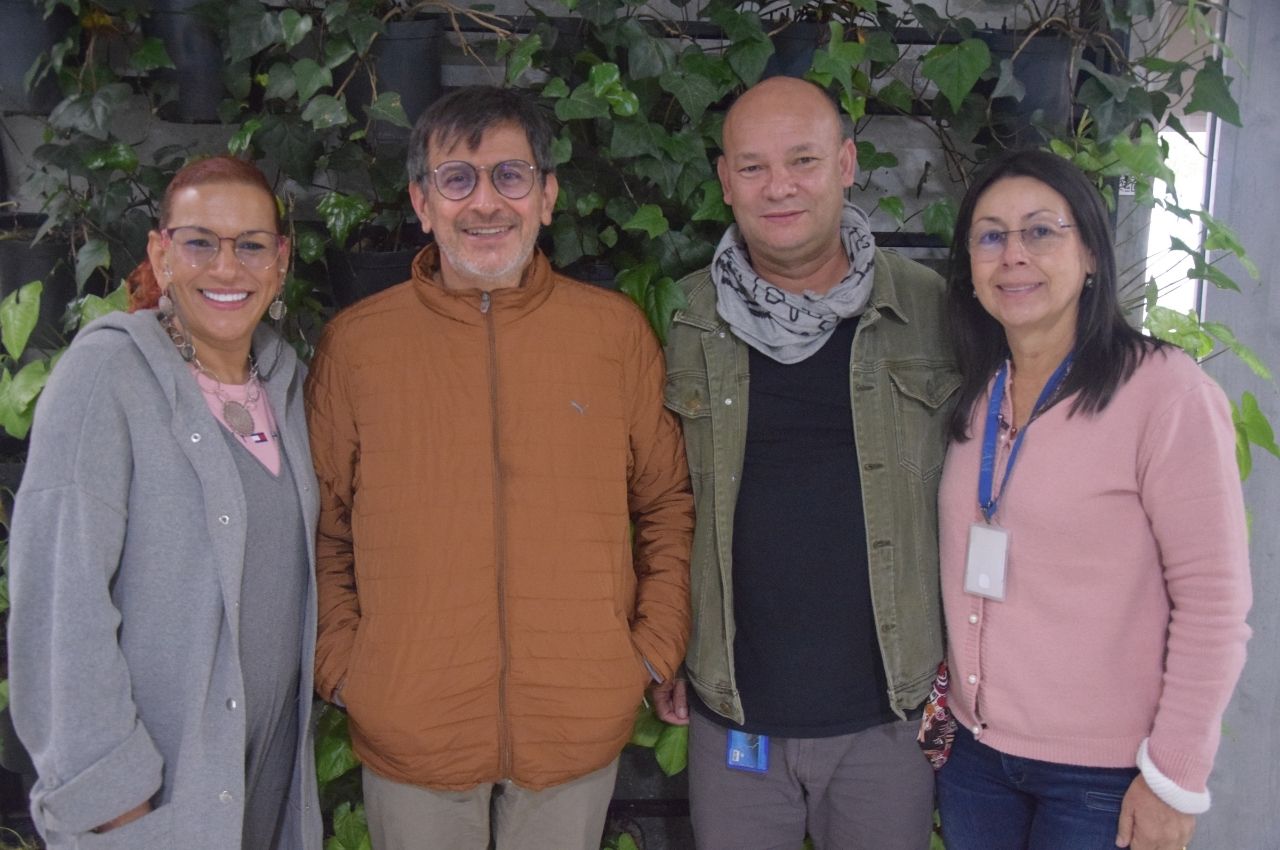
left=939, top=347, right=1251, bottom=799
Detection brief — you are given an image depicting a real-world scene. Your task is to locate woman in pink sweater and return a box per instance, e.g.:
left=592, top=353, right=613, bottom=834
left=935, top=149, right=1252, bottom=850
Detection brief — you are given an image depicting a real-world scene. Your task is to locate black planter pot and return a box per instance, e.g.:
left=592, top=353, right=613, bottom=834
left=0, top=213, right=76, bottom=354
left=345, top=18, right=443, bottom=146
left=327, top=246, right=420, bottom=309
left=0, top=0, right=74, bottom=114
left=143, top=0, right=225, bottom=123
left=761, top=20, right=823, bottom=80
left=977, top=31, right=1075, bottom=148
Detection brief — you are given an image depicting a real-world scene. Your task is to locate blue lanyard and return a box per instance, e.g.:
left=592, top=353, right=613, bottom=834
left=978, top=354, right=1073, bottom=523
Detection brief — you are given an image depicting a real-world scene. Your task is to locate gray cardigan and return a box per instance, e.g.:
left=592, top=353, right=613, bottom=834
left=8, top=311, right=322, bottom=850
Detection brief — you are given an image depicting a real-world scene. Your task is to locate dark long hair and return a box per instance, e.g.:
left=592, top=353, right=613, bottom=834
left=945, top=149, right=1163, bottom=441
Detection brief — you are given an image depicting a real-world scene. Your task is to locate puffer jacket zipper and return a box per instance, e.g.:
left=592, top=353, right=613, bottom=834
left=481, top=290, right=513, bottom=777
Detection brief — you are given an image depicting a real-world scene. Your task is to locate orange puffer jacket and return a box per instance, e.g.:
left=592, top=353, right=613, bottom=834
left=306, top=245, right=693, bottom=791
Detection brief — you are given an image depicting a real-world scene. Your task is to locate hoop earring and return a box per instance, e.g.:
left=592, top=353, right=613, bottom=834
left=268, top=293, right=287, bottom=322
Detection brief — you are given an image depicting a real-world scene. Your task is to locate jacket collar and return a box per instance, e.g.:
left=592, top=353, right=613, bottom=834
left=410, top=243, right=556, bottom=324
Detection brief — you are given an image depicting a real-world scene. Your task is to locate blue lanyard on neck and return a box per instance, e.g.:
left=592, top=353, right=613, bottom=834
left=978, top=354, right=1074, bottom=523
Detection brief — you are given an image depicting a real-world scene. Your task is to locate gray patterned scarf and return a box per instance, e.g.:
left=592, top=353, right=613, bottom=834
left=713, top=201, right=877, bottom=364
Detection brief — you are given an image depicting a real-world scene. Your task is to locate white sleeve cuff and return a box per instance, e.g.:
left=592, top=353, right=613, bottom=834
left=1136, top=738, right=1211, bottom=814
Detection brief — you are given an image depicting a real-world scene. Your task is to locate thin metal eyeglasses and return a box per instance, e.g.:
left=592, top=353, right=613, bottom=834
left=969, top=221, right=1076, bottom=259
left=425, top=160, right=540, bottom=201
left=163, top=226, right=286, bottom=270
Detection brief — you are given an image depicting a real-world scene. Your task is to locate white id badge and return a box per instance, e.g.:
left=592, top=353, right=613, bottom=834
left=964, top=523, right=1009, bottom=601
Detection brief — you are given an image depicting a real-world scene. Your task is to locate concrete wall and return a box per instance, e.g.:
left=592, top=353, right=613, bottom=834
left=1197, top=0, right=1280, bottom=846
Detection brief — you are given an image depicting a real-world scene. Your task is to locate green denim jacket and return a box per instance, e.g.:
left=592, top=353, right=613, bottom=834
left=662, top=249, right=960, bottom=724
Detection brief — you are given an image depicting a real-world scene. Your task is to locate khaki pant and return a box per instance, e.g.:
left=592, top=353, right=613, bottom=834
left=362, top=758, right=620, bottom=850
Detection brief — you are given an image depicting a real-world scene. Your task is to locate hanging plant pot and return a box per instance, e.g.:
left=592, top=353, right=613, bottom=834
left=326, top=245, right=421, bottom=310
left=142, top=0, right=225, bottom=123
left=345, top=17, right=443, bottom=146
left=0, top=0, right=74, bottom=114
left=977, top=30, right=1075, bottom=147
left=761, top=19, right=824, bottom=80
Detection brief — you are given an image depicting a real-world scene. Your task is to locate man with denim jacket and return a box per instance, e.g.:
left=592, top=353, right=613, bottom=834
left=655, top=76, right=959, bottom=849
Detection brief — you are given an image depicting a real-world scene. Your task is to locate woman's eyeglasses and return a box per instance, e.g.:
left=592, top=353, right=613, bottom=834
left=425, top=160, right=540, bottom=201
left=969, top=221, right=1076, bottom=259
left=164, top=226, right=285, bottom=270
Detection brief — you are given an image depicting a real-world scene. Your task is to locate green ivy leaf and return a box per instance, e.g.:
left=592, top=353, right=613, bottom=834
left=691, top=179, right=730, bottom=223
left=315, top=716, right=360, bottom=786
left=609, top=119, right=660, bottom=159
left=279, top=8, right=313, bottom=49
left=228, top=118, right=263, bottom=157
left=877, top=195, right=905, bottom=224
left=551, top=133, right=573, bottom=166
left=302, top=94, right=352, bottom=129
left=808, top=24, right=867, bottom=94
left=1186, top=55, right=1241, bottom=127
left=366, top=92, right=411, bottom=128
left=48, top=83, right=130, bottom=140
left=295, top=227, right=327, bottom=265
left=922, top=199, right=956, bottom=242
left=0, top=360, right=51, bottom=440
left=83, top=141, right=138, bottom=174
left=599, top=225, right=618, bottom=248
left=130, top=36, right=174, bottom=72
left=293, top=58, right=332, bottom=103
left=630, top=703, right=664, bottom=747
left=627, top=27, right=678, bottom=80
left=1143, top=304, right=1213, bottom=358
left=1203, top=322, right=1271, bottom=380
left=542, top=77, right=570, bottom=99
left=654, top=722, right=688, bottom=776
left=75, top=239, right=110, bottom=289
left=550, top=214, right=586, bottom=269
left=228, top=0, right=283, bottom=63
left=323, top=37, right=357, bottom=71
left=920, top=38, right=991, bottom=113
left=855, top=141, right=897, bottom=174
left=0, top=679, right=8, bottom=714
left=317, top=191, right=374, bottom=246
left=77, top=283, right=128, bottom=327
left=1236, top=392, right=1280, bottom=458
left=575, top=192, right=605, bottom=217
left=1, top=281, right=42, bottom=360
left=555, top=84, right=609, bottom=121
left=616, top=834, right=640, bottom=850
left=326, top=801, right=372, bottom=850
left=875, top=79, right=914, bottom=114
left=505, top=34, right=542, bottom=84
left=622, top=204, right=669, bottom=239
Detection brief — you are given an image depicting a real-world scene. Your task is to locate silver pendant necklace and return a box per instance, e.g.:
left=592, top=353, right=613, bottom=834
left=159, top=309, right=261, bottom=438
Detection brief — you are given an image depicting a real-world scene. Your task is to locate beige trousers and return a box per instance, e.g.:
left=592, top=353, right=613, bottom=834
left=362, top=758, right=620, bottom=850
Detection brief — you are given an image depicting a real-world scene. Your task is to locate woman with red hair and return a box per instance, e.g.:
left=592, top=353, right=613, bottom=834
left=9, top=156, right=322, bottom=850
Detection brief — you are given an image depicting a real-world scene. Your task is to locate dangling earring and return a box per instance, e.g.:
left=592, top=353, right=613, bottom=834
left=1084, top=274, right=1095, bottom=288
left=268, top=293, right=287, bottom=322
left=158, top=288, right=174, bottom=317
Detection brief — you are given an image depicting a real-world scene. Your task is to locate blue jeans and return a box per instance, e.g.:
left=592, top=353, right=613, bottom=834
left=936, top=726, right=1139, bottom=850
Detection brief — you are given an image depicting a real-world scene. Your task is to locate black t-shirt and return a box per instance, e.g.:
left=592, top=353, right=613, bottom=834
left=695, top=318, right=895, bottom=738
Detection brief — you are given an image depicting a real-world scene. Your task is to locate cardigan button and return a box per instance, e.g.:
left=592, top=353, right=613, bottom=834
left=967, top=674, right=977, bottom=685
left=190, top=433, right=201, bottom=443
left=723, top=398, right=733, bottom=405
left=219, top=790, right=233, bottom=803
left=968, top=613, right=979, bottom=624
left=226, top=698, right=238, bottom=710
left=218, top=515, right=230, bottom=525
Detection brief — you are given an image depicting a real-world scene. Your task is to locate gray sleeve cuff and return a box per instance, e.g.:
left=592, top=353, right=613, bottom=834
left=32, top=720, right=163, bottom=836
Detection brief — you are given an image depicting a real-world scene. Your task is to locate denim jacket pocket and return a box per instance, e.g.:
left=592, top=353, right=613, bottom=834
left=664, top=371, right=714, bottom=494
left=888, top=366, right=960, bottom=480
